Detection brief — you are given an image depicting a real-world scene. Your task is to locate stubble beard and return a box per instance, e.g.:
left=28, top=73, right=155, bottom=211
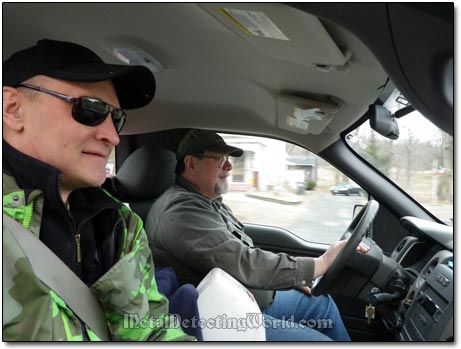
left=215, top=179, right=229, bottom=195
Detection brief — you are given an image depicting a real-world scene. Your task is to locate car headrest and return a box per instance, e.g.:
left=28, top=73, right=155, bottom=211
left=114, top=145, right=177, bottom=201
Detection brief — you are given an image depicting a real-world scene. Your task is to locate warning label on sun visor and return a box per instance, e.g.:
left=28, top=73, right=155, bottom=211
left=220, top=8, right=289, bottom=41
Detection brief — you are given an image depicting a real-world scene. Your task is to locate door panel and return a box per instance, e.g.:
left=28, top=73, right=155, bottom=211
left=244, top=223, right=326, bottom=257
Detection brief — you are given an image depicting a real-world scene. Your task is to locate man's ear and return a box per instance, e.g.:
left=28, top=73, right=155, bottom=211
left=184, top=155, right=197, bottom=172
left=3, top=87, right=25, bottom=132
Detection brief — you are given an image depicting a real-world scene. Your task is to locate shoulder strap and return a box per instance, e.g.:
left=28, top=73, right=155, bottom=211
left=3, top=214, right=110, bottom=341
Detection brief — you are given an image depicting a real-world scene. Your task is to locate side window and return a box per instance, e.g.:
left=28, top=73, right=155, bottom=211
left=221, top=134, right=368, bottom=244
left=106, top=148, right=116, bottom=177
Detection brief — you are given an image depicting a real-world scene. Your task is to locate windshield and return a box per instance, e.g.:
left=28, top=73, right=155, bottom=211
left=346, top=90, right=453, bottom=225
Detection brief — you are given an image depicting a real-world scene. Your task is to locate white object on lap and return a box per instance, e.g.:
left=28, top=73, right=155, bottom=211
left=196, top=268, right=266, bottom=341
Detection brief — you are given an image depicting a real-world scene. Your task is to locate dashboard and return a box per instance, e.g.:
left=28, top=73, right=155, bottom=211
left=391, top=218, right=453, bottom=341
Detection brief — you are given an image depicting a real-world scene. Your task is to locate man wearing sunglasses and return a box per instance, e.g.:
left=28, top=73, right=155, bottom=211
left=2, top=39, right=195, bottom=341
left=146, top=129, right=370, bottom=341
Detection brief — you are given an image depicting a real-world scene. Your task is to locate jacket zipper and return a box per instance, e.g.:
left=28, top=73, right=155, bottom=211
left=75, top=233, right=81, bottom=263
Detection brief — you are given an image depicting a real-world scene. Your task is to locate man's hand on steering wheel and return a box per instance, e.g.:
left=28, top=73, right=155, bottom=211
left=313, top=240, right=370, bottom=278
left=311, top=200, right=379, bottom=296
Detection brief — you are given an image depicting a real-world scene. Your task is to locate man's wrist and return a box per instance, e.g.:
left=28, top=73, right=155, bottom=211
left=313, top=256, right=326, bottom=279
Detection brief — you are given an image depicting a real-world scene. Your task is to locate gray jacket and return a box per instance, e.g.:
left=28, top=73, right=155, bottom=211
left=146, top=176, right=315, bottom=296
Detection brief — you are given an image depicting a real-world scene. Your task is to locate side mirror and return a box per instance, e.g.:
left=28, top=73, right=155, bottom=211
left=353, top=204, right=364, bottom=218
left=368, top=105, right=400, bottom=140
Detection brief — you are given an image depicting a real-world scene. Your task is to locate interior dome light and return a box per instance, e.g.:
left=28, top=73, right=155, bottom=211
left=112, top=45, right=163, bottom=73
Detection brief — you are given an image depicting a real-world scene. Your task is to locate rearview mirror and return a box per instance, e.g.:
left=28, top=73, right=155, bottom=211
left=368, top=105, right=399, bottom=140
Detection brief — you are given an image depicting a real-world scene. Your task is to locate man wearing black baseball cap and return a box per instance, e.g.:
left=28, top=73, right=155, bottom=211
left=3, top=39, right=195, bottom=341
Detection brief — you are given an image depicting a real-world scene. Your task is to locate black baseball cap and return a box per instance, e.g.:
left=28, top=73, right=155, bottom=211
left=3, top=39, right=155, bottom=109
left=177, top=129, right=243, bottom=159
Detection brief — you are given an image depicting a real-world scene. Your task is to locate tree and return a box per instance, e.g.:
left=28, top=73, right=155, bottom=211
left=362, top=131, right=392, bottom=175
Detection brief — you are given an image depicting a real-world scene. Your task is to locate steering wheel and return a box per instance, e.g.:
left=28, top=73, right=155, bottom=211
left=311, top=200, right=379, bottom=296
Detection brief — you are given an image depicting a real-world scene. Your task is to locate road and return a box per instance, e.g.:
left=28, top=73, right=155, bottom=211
left=223, top=190, right=368, bottom=245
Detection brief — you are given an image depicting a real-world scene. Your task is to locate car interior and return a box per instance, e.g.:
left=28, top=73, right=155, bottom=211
left=4, top=3, right=453, bottom=342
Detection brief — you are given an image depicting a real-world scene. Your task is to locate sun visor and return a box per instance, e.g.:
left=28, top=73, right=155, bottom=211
left=277, top=94, right=343, bottom=135
left=200, top=3, right=350, bottom=68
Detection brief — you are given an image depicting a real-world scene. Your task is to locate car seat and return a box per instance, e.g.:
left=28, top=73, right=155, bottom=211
left=102, top=145, right=176, bottom=222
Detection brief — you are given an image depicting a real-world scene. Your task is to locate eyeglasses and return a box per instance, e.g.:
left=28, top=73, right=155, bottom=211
left=200, top=154, right=230, bottom=168
left=16, top=84, right=127, bottom=133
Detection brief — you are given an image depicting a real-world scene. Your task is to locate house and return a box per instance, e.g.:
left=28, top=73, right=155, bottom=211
left=221, top=134, right=316, bottom=192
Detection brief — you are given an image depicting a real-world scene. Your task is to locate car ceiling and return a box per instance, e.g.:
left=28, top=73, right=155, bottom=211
left=3, top=3, right=452, bottom=154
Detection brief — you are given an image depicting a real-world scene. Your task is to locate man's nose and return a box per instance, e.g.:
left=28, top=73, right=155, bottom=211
left=222, top=159, right=232, bottom=171
left=95, top=115, right=120, bottom=146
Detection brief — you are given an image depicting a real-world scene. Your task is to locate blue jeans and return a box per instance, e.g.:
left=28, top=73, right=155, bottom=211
left=263, top=290, right=350, bottom=341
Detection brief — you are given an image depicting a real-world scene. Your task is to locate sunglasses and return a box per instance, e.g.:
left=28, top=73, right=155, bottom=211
left=16, top=84, right=127, bottom=133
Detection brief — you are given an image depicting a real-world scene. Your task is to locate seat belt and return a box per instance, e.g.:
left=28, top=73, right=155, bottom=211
left=3, top=214, right=110, bottom=341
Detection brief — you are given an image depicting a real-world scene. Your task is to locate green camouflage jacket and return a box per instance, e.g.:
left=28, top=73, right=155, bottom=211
left=3, top=170, right=195, bottom=341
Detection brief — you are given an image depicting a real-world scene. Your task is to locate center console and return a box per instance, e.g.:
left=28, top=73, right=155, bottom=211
left=396, top=250, right=453, bottom=341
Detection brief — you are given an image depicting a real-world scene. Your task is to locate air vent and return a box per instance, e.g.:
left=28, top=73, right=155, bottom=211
left=396, top=239, right=406, bottom=253
left=422, top=258, right=439, bottom=280
left=390, top=238, right=408, bottom=260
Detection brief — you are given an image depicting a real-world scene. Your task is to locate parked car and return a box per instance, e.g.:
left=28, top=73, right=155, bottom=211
left=4, top=3, right=453, bottom=342
left=331, top=182, right=363, bottom=196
